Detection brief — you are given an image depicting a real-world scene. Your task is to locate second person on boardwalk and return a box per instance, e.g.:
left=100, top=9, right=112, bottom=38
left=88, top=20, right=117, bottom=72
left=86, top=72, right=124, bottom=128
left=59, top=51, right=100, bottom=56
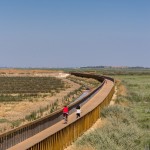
left=76, top=105, right=81, bottom=119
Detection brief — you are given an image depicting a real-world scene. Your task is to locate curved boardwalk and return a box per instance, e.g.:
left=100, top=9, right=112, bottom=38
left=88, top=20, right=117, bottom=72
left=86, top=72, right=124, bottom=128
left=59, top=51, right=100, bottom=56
left=8, top=79, right=114, bottom=150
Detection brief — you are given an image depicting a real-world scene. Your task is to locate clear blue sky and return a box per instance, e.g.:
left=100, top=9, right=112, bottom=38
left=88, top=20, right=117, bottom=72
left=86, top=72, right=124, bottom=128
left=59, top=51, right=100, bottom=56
left=0, top=0, right=150, bottom=68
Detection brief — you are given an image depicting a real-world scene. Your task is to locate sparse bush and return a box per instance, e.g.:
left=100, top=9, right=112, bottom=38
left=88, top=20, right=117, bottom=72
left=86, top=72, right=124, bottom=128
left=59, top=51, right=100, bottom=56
left=25, top=111, right=37, bottom=121
left=115, top=95, right=128, bottom=104
left=0, top=118, right=9, bottom=123
left=11, top=120, right=22, bottom=128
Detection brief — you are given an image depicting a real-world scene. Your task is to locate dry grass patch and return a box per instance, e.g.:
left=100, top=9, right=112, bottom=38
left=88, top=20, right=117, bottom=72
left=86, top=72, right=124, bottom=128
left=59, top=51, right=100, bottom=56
left=0, top=72, right=82, bottom=133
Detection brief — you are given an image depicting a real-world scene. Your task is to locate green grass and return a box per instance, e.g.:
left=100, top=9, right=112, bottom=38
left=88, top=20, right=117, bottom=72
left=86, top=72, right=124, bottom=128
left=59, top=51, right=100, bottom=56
left=115, top=75, right=150, bottom=146
left=0, top=118, right=9, bottom=123
left=0, top=76, right=66, bottom=94
left=73, top=72, right=150, bottom=150
left=76, top=105, right=144, bottom=150
left=114, top=75, right=150, bottom=127
left=0, top=76, right=68, bottom=102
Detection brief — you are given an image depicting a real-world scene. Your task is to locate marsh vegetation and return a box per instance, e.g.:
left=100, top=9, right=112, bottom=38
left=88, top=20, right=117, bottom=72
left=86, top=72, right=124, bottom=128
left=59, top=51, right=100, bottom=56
left=66, top=69, right=150, bottom=150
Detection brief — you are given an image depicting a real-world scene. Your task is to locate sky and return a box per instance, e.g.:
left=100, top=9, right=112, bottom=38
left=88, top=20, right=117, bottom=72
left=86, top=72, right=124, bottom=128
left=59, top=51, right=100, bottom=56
left=0, top=0, right=150, bottom=68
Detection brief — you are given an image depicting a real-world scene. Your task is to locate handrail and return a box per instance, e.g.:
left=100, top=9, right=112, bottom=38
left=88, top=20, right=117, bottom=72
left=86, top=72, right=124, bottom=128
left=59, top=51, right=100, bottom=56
left=0, top=73, right=107, bottom=150
left=7, top=73, right=115, bottom=150
left=7, top=72, right=115, bottom=150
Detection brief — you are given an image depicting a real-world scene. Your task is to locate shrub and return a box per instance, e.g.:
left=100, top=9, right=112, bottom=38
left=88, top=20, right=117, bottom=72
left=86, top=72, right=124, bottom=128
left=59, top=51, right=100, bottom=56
left=11, top=120, right=22, bottom=128
left=25, top=111, right=37, bottom=121
left=76, top=105, right=144, bottom=150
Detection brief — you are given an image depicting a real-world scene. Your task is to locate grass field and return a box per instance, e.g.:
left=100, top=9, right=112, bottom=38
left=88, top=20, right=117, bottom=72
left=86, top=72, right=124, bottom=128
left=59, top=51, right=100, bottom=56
left=114, top=75, right=150, bottom=149
left=0, top=68, right=149, bottom=149
left=67, top=69, right=150, bottom=150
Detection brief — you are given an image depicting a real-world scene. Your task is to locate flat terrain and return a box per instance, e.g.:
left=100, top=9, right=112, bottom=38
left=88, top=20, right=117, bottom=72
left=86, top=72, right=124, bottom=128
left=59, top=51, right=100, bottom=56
left=0, top=69, right=81, bottom=133
left=8, top=78, right=114, bottom=150
left=0, top=69, right=99, bottom=134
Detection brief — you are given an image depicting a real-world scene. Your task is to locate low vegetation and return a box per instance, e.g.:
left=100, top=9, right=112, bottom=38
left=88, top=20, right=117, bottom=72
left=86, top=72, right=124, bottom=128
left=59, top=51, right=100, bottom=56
left=67, top=75, right=100, bottom=89
left=115, top=75, right=150, bottom=149
left=1, top=68, right=149, bottom=149
left=0, top=76, right=68, bottom=102
left=0, top=72, right=100, bottom=133
left=69, top=69, right=150, bottom=150
left=76, top=105, right=143, bottom=150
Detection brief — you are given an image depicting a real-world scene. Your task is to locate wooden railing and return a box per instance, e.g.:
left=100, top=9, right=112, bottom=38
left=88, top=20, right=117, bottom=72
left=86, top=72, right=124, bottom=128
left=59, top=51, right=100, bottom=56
left=25, top=73, right=115, bottom=150
left=0, top=73, right=114, bottom=150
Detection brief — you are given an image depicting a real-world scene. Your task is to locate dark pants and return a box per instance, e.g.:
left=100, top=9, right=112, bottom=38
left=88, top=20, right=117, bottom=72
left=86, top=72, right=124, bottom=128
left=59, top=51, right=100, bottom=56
left=76, top=113, right=80, bottom=118
left=63, top=113, right=68, bottom=121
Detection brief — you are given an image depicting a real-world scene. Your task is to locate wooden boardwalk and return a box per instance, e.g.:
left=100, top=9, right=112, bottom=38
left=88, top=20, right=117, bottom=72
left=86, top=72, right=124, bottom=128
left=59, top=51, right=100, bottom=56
left=8, top=79, right=114, bottom=150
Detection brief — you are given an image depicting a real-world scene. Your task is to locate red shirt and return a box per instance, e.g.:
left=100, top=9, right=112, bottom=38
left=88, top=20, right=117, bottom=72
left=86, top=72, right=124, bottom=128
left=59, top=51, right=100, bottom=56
left=63, top=107, right=69, bottom=113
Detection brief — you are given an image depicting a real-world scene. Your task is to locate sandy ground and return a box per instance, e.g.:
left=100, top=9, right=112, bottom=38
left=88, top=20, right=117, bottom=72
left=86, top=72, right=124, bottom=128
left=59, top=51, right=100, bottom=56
left=0, top=69, right=81, bottom=133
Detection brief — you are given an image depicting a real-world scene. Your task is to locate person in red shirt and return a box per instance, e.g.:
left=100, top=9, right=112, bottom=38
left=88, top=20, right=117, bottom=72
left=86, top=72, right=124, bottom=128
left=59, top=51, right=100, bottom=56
left=63, top=105, right=69, bottom=123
